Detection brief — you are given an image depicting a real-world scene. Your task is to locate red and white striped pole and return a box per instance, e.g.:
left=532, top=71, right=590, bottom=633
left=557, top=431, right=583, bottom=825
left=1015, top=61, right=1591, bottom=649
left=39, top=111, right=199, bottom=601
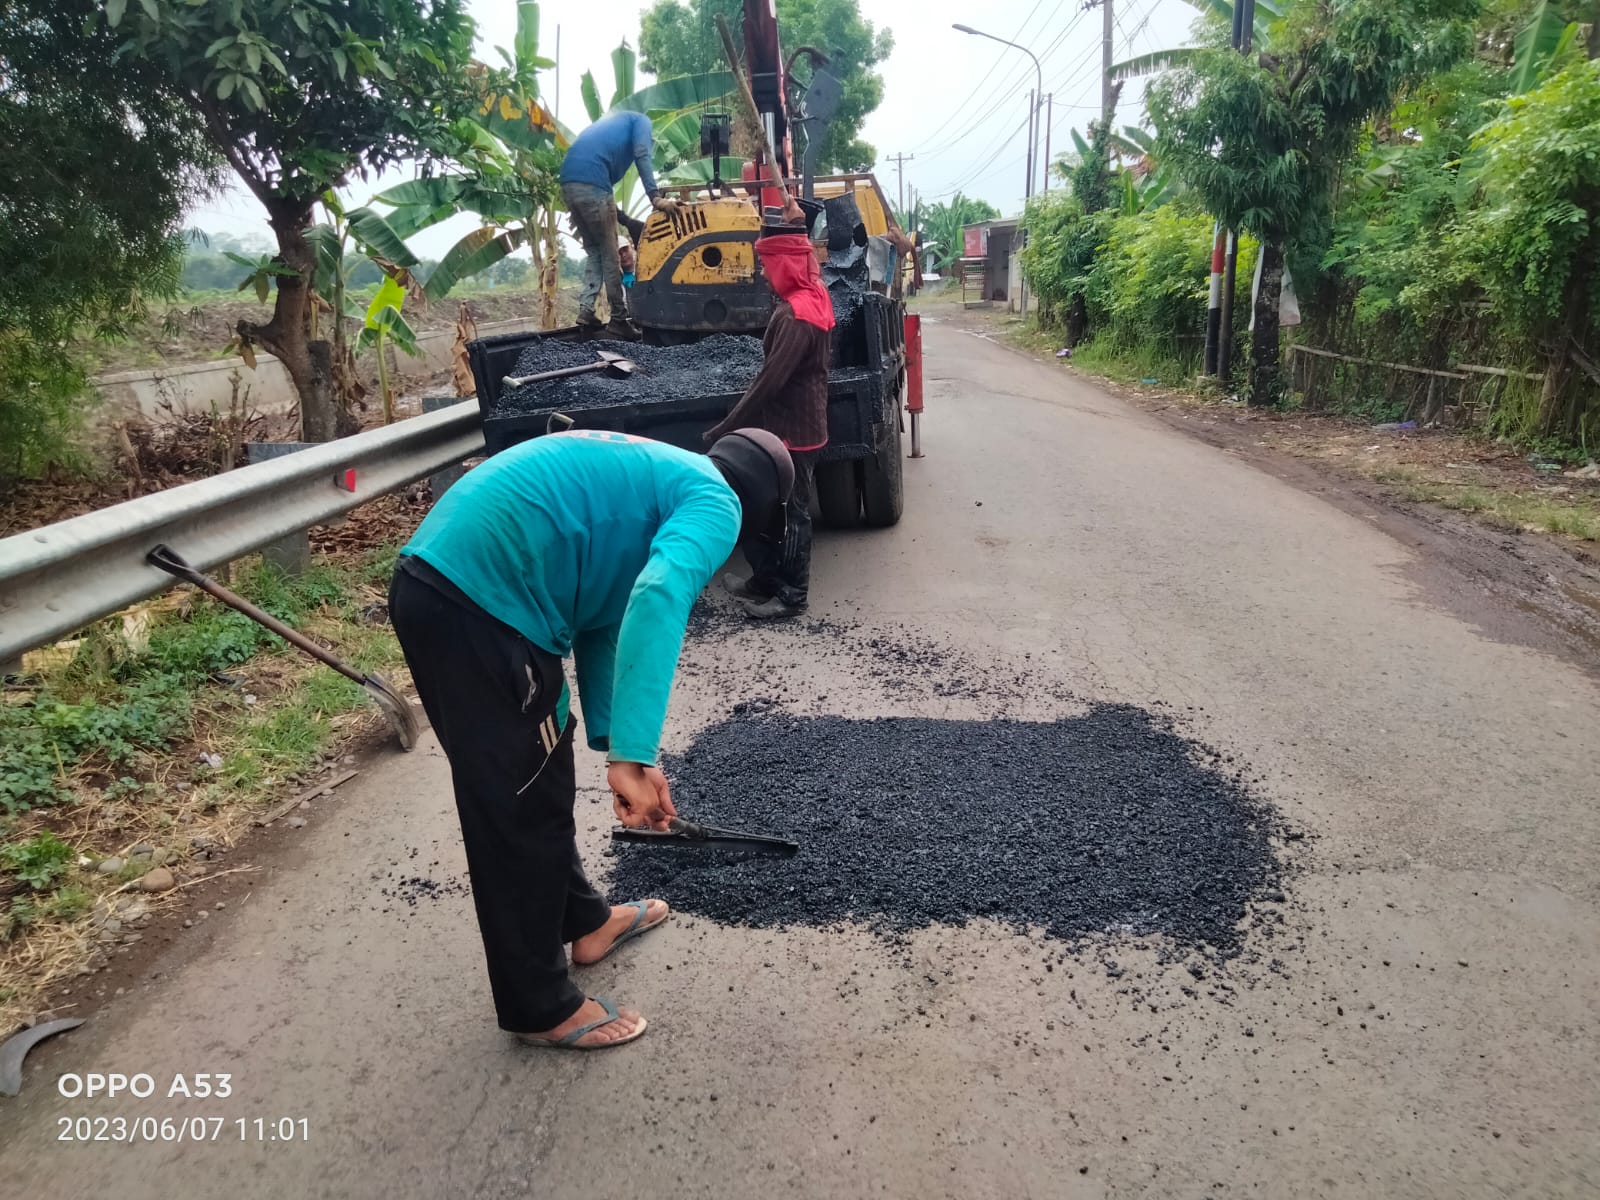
left=1203, top=222, right=1225, bottom=376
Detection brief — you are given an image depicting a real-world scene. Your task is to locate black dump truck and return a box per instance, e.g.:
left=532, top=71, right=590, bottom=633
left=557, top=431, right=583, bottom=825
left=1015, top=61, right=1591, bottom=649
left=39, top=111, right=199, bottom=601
left=466, top=292, right=909, bottom=528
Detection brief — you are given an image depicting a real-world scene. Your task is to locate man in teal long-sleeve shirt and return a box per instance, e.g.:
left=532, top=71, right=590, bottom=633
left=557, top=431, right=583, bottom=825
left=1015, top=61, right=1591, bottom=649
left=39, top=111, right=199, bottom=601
left=388, top=427, right=793, bottom=1050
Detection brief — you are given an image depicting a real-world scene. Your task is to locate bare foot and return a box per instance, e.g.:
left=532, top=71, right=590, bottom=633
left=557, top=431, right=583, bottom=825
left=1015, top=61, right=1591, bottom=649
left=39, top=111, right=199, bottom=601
left=518, top=999, right=646, bottom=1048
left=571, top=899, right=670, bottom=965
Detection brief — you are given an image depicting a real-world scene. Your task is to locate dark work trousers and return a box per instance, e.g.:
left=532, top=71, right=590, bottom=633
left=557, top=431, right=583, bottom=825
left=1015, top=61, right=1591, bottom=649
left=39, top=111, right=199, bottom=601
left=745, top=449, right=816, bottom=608
left=388, top=566, right=611, bottom=1033
left=561, top=180, right=628, bottom=325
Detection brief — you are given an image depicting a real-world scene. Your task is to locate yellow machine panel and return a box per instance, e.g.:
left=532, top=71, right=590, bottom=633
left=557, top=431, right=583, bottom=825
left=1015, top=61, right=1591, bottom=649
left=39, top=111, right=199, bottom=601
left=636, top=197, right=761, bottom=283
left=670, top=240, right=758, bottom=286
left=633, top=174, right=903, bottom=335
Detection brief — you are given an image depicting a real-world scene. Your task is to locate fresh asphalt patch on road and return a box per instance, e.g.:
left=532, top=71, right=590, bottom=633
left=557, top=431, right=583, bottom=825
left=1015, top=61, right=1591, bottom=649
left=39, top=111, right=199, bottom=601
left=618, top=598, right=1301, bottom=991
left=607, top=704, right=1286, bottom=962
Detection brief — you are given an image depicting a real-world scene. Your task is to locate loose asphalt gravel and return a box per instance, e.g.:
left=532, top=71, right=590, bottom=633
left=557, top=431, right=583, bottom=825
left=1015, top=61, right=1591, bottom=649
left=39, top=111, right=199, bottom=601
left=607, top=703, right=1284, bottom=958
left=495, top=334, right=767, bottom=415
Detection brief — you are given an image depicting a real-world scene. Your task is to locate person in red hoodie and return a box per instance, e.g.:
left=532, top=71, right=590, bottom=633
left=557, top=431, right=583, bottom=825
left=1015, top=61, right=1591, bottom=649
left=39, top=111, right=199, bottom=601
left=705, top=201, right=834, bottom=619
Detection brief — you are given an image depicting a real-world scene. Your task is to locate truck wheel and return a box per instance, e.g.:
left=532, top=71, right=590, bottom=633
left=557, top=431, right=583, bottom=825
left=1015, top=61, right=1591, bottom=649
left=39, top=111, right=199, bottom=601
left=815, top=459, right=861, bottom=528
left=860, top=385, right=905, bottom=528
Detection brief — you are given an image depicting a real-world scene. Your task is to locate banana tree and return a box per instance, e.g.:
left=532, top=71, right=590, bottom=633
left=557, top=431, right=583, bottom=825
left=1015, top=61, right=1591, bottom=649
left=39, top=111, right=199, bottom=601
left=355, top=1, right=566, bottom=322
left=356, top=276, right=419, bottom=425
left=1508, top=0, right=1589, bottom=93
left=303, top=191, right=423, bottom=412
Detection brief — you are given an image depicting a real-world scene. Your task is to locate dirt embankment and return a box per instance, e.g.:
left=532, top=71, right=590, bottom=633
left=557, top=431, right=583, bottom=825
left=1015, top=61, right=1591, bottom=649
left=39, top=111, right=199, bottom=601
left=75, top=289, right=562, bottom=378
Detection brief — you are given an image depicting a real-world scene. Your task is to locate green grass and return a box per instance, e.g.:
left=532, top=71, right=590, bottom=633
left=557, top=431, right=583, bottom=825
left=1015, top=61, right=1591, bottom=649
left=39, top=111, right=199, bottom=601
left=0, top=555, right=373, bottom=820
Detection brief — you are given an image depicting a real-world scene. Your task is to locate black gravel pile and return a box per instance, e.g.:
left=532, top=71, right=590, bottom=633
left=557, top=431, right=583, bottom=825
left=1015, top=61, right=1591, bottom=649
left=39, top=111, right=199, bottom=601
left=608, top=704, right=1282, bottom=957
left=494, top=334, right=766, bottom=415
left=829, top=287, right=867, bottom=368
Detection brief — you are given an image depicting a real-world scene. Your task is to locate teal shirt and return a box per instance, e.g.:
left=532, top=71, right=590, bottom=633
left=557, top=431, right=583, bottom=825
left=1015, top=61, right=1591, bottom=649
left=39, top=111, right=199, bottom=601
left=401, top=430, right=740, bottom=765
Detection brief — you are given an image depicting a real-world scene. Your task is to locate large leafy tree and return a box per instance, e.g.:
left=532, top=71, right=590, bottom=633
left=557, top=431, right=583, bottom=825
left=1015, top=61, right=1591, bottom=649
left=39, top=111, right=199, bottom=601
left=638, top=0, right=892, bottom=171
left=1456, top=57, right=1600, bottom=434
left=1148, top=0, right=1474, bottom=404
left=107, top=0, right=478, bottom=441
left=0, top=0, right=220, bottom=478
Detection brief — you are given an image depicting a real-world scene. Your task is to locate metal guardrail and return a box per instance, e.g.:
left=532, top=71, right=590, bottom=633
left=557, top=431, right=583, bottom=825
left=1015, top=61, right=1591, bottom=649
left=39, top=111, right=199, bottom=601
left=0, top=400, right=485, bottom=662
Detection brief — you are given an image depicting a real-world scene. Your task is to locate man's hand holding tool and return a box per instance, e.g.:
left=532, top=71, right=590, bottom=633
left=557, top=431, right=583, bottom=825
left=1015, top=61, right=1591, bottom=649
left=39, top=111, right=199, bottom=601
left=608, top=761, right=677, bottom=830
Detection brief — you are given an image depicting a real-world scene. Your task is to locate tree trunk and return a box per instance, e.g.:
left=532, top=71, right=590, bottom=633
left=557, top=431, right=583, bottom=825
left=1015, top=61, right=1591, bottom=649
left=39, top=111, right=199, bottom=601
left=1539, top=248, right=1591, bottom=435
left=1248, top=240, right=1285, bottom=408
left=539, top=206, right=560, bottom=330
left=237, top=202, right=352, bottom=442
left=1066, top=294, right=1087, bottom=348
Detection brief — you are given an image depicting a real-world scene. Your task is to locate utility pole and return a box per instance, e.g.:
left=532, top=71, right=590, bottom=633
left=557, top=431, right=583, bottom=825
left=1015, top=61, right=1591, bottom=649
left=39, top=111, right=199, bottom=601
left=554, top=26, right=561, bottom=121
left=1216, top=0, right=1254, bottom=385
left=1024, top=89, right=1036, bottom=208
left=1101, top=0, right=1114, bottom=129
left=1043, top=93, right=1053, bottom=193
left=887, top=152, right=915, bottom=214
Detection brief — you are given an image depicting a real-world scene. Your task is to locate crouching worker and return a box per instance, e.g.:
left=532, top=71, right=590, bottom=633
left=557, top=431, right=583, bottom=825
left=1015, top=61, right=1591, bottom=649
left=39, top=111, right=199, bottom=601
left=389, top=428, right=794, bottom=1049
left=705, top=201, right=834, bottom=619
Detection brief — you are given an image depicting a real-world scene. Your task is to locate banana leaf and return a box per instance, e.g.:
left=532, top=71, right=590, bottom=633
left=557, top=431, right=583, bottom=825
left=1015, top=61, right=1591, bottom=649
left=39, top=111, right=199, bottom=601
left=613, top=71, right=735, bottom=116
left=347, top=207, right=419, bottom=267
left=1110, top=46, right=1201, bottom=82
left=664, top=156, right=750, bottom=184
left=610, top=41, right=636, bottom=109
left=425, top=226, right=529, bottom=301
left=1511, top=2, right=1576, bottom=94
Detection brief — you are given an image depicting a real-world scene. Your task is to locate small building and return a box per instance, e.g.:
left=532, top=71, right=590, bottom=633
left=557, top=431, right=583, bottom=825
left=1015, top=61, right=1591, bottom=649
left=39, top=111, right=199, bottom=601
left=959, top=218, right=1022, bottom=310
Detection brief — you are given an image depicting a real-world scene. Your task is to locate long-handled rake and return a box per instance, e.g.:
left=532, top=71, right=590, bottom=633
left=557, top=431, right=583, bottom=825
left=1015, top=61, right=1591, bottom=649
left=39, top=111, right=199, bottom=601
left=147, top=544, right=420, bottom=750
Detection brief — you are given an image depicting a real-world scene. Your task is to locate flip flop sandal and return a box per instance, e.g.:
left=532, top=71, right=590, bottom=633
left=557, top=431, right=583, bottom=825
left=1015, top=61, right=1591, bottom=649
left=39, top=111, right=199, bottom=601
left=516, top=996, right=648, bottom=1050
left=574, top=899, right=669, bottom=966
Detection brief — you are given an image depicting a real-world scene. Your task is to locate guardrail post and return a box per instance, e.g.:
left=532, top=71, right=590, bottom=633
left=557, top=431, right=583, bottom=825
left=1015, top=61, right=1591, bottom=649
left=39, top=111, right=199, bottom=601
left=422, top=394, right=470, bottom=498
left=243, top=442, right=315, bottom=576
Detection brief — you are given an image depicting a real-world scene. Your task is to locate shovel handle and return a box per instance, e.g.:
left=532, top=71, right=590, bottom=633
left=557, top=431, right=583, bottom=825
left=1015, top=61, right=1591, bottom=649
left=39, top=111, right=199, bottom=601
left=502, top=361, right=611, bottom=388
left=146, top=544, right=365, bottom=685
left=715, top=13, right=792, bottom=212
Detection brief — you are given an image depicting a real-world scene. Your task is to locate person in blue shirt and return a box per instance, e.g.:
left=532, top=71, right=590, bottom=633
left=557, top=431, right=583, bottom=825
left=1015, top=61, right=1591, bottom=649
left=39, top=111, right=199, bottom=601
left=559, top=111, right=680, bottom=341
left=388, top=427, right=794, bottom=1050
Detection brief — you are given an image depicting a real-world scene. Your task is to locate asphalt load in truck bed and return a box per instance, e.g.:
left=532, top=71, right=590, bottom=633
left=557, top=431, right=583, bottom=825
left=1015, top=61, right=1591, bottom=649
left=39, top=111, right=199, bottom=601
left=495, top=334, right=766, bottom=415
left=607, top=705, right=1282, bottom=957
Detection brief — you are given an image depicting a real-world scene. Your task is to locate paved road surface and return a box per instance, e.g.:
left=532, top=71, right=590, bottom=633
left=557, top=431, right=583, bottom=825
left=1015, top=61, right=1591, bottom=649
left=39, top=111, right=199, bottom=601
left=4, top=317, right=1597, bottom=1198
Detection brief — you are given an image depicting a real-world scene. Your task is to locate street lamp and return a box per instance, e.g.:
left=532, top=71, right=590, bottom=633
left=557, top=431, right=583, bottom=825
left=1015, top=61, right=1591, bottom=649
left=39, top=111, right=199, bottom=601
left=953, top=22, right=1044, bottom=321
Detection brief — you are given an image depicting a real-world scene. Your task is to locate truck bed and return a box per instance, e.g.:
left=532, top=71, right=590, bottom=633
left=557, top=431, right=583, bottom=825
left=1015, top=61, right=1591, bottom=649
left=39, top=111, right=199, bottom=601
left=468, top=293, right=904, bottom=463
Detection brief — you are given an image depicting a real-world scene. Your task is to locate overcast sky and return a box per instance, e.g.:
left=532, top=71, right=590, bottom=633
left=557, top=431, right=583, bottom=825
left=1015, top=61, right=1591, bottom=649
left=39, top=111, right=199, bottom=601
left=189, top=0, right=1201, bottom=257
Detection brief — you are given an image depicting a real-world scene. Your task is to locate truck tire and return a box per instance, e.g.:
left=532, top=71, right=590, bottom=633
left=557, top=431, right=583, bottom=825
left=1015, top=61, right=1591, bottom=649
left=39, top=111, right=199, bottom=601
left=860, top=381, right=905, bottom=528
left=815, top=459, right=861, bottom=528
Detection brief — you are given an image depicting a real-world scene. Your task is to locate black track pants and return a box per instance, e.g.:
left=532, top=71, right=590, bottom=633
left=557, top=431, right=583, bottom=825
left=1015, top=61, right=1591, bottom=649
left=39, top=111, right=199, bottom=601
left=746, top=449, right=816, bottom=607
left=388, top=567, right=611, bottom=1032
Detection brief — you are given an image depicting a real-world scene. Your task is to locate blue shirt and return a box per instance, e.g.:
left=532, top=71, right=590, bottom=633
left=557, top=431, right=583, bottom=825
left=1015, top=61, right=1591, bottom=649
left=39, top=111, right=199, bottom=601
left=559, top=111, right=660, bottom=196
left=401, top=431, right=740, bottom=765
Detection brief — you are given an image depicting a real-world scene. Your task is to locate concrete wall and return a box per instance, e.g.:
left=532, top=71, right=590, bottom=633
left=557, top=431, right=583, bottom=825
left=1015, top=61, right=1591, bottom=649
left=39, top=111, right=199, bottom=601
left=91, top=317, right=543, bottom=424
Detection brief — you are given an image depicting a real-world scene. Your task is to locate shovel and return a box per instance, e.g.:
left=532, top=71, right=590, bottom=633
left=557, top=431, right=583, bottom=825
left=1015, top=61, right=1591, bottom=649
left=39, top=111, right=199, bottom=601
left=146, top=544, right=420, bottom=751
left=502, top=351, right=636, bottom=390
left=611, top=816, right=798, bottom=855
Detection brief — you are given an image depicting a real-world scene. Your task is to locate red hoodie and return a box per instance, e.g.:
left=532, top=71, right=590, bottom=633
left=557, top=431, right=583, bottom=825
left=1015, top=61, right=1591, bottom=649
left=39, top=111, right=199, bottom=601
left=755, top=234, right=835, bottom=331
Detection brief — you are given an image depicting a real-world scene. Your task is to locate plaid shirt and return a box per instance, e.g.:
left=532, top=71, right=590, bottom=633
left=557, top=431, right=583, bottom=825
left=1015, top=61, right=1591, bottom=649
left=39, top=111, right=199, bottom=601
left=710, top=302, right=831, bottom=451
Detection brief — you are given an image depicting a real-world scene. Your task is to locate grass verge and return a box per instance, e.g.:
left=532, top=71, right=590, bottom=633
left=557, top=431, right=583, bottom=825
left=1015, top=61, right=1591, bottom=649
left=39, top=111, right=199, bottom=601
left=0, top=544, right=408, bottom=1031
left=1001, top=318, right=1600, bottom=546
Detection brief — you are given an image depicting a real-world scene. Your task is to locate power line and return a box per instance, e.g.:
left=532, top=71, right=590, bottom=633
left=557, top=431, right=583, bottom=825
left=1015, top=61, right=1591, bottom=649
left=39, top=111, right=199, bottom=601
left=927, top=110, right=1033, bottom=199
left=916, top=9, right=1090, bottom=161
left=908, top=0, right=1052, bottom=153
